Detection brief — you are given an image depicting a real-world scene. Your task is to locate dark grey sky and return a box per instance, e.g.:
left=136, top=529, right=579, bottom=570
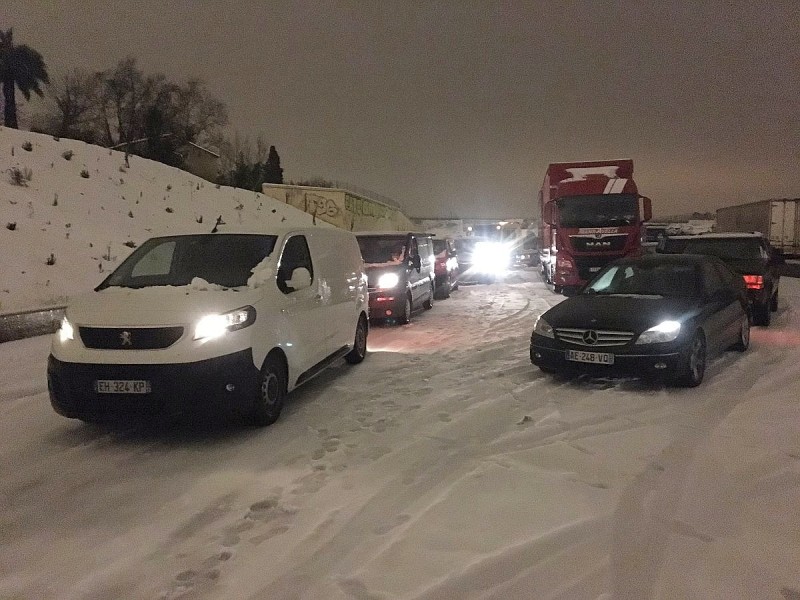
left=6, top=1, right=799, bottom=218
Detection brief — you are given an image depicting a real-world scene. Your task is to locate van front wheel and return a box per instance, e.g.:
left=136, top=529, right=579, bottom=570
left=250, top=354, right=287, bottom=426
left=398, top=294, right=412, bottom=325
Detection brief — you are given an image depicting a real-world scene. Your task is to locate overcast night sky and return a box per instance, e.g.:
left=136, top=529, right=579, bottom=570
left=4, top=1, right=799, bottom=219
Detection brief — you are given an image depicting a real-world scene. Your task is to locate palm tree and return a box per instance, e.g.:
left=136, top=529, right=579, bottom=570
left=0, top=28, right=49, bottom=129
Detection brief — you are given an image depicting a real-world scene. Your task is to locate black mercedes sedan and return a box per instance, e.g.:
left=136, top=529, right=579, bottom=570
left=530, top=253, right=751, bottom=386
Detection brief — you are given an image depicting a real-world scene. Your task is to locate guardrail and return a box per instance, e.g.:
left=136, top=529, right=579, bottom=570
left=0, top=305, right=66, bottom=343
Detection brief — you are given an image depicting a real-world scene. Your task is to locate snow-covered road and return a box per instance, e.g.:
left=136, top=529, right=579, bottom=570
left=2, top=269, right=799, bottom=600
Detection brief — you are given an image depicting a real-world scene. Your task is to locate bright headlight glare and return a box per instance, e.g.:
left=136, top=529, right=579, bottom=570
left=636, top=320, right=681, bottom=344
left=194, top=306, right=255, bottom=340
left=473, top=242, right=510, bottom=274
left=533, top=316, right=554, bottom=338
left=58, top=316, right=74, bottom=342
left=377, top=273, right=400, bottom=289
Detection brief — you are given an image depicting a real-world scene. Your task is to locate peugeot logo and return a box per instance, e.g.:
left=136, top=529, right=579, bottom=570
left=120, top=331, right=133, bottom=346
left=582, top=330, right=598, bottom=345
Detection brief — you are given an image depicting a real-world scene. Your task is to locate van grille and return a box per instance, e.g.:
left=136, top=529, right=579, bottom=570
left=79, top=326, right=184, bottom=349
left=555, top=328, right=634, bottom=347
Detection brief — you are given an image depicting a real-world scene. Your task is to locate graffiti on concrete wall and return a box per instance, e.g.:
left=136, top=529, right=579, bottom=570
left=345, top=194, right=394, bottom=221
left=305, top=193, right=341, bottom=219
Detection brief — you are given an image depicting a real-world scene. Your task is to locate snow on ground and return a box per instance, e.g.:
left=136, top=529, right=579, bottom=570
left=1, top=269, right=799, bottom=600
left=2, top=127, right=799, bottom=598
left=0, top=127, right=322, bottom=313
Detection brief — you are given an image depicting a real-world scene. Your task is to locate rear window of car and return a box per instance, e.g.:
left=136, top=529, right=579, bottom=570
left=682, top=238, right=764, bottom=260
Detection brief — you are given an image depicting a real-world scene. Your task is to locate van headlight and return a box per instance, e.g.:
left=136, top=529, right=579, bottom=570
left=194, top=306, right=256, bottom=340
left=533, top=316, right=554, bottom=339
left=636, top=320, right=681, bottom=344
left=58, top=316, right=74, bottom=342
left=377, top=273, right=400, bottom=289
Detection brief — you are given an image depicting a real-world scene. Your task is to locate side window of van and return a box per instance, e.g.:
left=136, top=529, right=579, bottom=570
left=277, top=235, right=314, bottom=294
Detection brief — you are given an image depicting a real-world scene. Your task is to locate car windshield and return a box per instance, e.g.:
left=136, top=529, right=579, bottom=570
left=356, top=236, right=407, bottom=265
left=585, top=261, right=700, bottom=297
left=557, top=194, right=639, bottom=228
left=97, top=234, right=278, bottom=289
left=682, top=238, right=763, bottom=260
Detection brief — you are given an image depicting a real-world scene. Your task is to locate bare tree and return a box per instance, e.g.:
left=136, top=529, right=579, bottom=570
left=35, top=69, right=102, bottom=141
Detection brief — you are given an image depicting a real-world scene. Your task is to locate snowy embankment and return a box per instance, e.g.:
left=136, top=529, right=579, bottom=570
left=0, top=270, right=798, bottom=599
left=0, top=127, right=320, bottom=314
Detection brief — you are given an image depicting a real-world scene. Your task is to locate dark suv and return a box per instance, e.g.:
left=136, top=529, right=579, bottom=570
left=667, top=233, right=783, bottom=325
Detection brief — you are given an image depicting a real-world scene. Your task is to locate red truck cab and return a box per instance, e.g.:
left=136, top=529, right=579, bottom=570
left=539, top=159, right=652, bottom=294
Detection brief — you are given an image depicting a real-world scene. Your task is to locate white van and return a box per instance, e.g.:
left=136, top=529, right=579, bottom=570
left=47, top=227, right=369, bottom=426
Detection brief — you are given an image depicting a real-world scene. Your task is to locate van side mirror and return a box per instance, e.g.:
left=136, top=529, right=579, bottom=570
left=411, top=254, right=421, bottom=270
left=286, top=267, right=312, bottom=290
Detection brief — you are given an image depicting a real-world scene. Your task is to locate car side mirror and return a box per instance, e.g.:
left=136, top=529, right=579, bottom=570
left=286, top=267, right=312, bottom=290
left=771, top=252, right=786, bottom=265
left=411, top=255, right=421, bottom=270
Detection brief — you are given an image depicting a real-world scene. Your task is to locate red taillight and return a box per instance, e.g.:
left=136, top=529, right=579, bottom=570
left=743, top=275, right=764, bottom=290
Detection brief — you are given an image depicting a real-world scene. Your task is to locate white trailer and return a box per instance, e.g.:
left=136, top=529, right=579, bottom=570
left=715, top=199, right=800, bottom=257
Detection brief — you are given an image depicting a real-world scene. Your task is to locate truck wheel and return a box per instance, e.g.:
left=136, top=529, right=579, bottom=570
left=250, top=354, right=287, bottom=426
left=345, top=315, right=368, bottom=364
left=674, top=331, right=706, bottom=387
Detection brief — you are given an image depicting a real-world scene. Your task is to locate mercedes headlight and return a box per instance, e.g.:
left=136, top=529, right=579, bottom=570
left=533, top=316, right=554, bottom=338
left=635, top=320, right=681, bottom=344
left=194, top=306, right=256, bottom=340
left=377, top=273, right=400, bottom=289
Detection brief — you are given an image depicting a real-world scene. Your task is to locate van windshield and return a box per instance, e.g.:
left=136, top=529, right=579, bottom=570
left=97, top=234, right=278, bottom=289
left=357, top=236, right=407, bottom=265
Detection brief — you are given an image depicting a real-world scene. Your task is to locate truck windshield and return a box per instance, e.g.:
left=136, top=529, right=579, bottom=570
left=557, top=194, right=639, bottom=228
left=97, top=234, right=278, bottom=289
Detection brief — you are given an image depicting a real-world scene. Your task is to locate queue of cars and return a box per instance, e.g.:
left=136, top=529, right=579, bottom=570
left=47, top=226, right=527, bottom=426
left=48, top=224, right=777, bottom=427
